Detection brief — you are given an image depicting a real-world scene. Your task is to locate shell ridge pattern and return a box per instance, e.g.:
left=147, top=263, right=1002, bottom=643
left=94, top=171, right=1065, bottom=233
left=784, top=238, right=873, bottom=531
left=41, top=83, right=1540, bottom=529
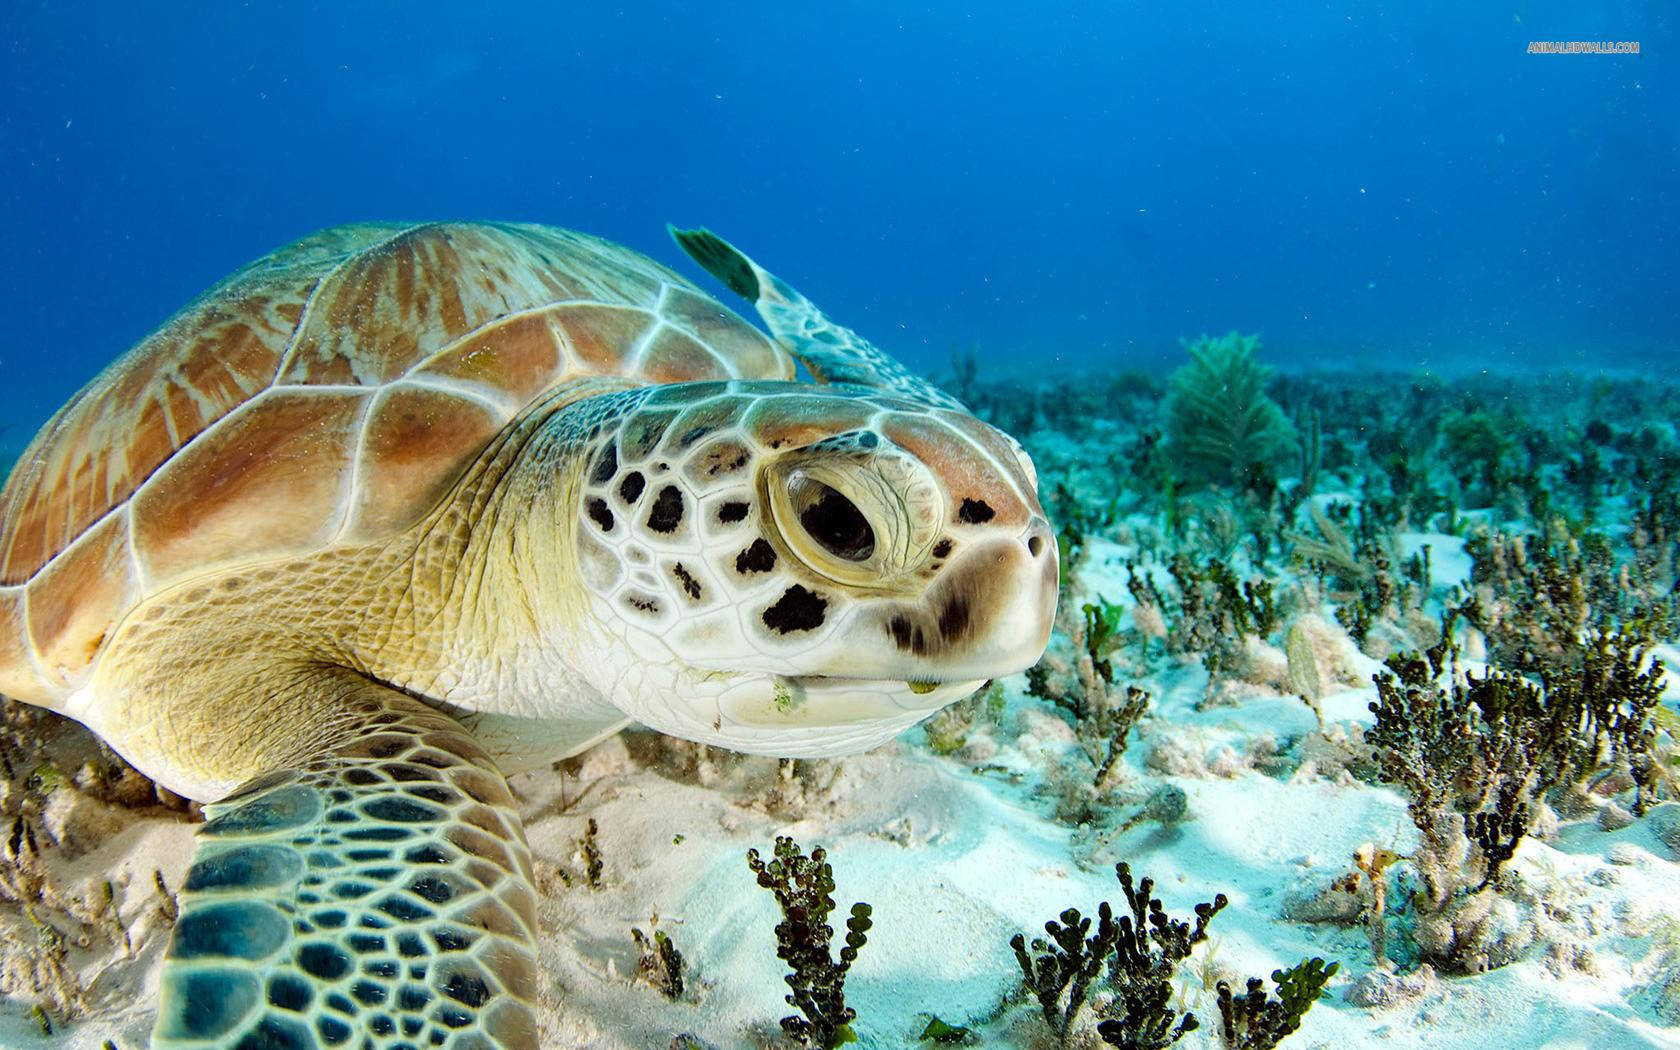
left=327, top=394, right=383, bottom=548
left=271, top=223, right=429, bottom=380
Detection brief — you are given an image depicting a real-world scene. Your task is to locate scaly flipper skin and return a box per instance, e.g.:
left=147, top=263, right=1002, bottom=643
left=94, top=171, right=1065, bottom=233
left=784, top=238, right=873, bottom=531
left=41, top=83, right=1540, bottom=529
left=153, top=688, right=539, bottom=1050
left=669, top=226, right=970, bottom=412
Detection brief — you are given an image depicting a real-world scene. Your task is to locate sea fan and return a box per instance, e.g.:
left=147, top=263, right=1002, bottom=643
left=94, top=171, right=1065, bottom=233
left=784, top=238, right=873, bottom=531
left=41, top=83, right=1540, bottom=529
left=1165, top=332, right=1296, bottom=490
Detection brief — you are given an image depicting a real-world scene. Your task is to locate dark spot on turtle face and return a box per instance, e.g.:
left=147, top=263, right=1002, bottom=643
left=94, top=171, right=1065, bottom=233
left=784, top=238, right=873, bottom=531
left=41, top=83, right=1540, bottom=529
left=736, top=538, right=777, bottom=574
left=932, top=538, right=954, bottom=559
left=624, top=593, right=660, bottom=615
left=368, top=1013, right=397, bottom=1036
left=352, top=980, right=388, bottom=1005
left=671, top=563, right=703, bottom=600
left=763, top=585, right=827, bottom=633
left=887, top=614, right=929, bottom=655
left=938, top=594, right=971, bottom=641
left=717, top=500, right=749, bottom=523
left=619, top=471, right=646, bottom=503
left=647, top=486, right=685, bottom=533
left=958, top=498, right=995, bottom=524
left=398, top=933, right=426, bottom=957
left=348, top=933, right=386, bottom=953
left=586, top=498, right=614, bottom=532
left=590, top=442, right=618, bottom=485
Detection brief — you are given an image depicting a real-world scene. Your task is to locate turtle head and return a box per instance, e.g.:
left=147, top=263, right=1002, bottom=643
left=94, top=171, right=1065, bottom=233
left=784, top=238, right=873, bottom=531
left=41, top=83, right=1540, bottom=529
left=565, top=382, right=1056, bottom=757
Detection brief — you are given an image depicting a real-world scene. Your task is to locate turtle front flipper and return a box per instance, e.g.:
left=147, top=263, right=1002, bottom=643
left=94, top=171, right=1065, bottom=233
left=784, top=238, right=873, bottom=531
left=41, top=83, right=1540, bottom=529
left=152, top=691, right=539, bottom=1050
left=670, top=225, right=968, bottom=411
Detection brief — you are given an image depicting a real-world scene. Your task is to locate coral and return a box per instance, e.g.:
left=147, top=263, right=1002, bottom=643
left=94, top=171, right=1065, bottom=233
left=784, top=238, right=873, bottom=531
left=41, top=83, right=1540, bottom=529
left=747, top=837, right=873, bottom=1048
left=1215, top=957, right=1338, bottom=1049
left=1165, top=332, right=1296, bottom=492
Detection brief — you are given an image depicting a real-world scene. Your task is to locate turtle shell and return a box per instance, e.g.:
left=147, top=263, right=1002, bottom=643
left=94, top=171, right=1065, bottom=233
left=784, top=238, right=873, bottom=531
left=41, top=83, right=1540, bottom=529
left=0, top=222, right=792, bottom=703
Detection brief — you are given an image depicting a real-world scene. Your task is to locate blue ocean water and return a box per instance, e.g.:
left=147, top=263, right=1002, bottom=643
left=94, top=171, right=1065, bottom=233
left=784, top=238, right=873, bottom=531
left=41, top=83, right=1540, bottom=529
left=1, top=1, right=1672, bottom=453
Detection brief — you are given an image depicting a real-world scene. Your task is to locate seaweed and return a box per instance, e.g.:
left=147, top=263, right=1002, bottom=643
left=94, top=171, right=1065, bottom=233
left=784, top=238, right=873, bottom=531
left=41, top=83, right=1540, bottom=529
left=1011, top=862, right=1225, bottom=1047
left=1215, top=957, right=1338, bottom=1049
left=631, top=923, right=687, bottom=1000
left=747, top=837, right=873, bottom=1048
left=1095, top=863, right=1228, bottom=1049
left=1365, top=612, right=1666, bottom=969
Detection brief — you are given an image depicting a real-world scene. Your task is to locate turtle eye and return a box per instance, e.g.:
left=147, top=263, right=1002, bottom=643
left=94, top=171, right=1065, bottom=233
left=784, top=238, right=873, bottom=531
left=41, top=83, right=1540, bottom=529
left=789, top=475, right=875, bottom=562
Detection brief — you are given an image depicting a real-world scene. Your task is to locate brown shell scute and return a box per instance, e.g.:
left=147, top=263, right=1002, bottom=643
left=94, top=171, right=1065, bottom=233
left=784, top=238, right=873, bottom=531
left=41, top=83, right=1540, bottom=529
left=0, top=221, right=793, bottom=702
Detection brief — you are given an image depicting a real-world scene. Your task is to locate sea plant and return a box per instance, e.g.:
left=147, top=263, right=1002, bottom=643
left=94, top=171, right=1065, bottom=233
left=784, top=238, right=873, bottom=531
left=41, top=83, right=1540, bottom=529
left=1165, top=332, right=1296, bottom=493
left=1365, top=611, right=1665, bottom=969
left=1095, top=863, right=1228, bottom=1048
left=631, top=923, right=687, bottom=1000
left=1011, top=862, right=1226, bottom=1047
left=1438, top=407, right=1515, bottom=505
left=747, top=837, right=873, bottom=1048
left=1214, top=957, right=1338, bottom=1049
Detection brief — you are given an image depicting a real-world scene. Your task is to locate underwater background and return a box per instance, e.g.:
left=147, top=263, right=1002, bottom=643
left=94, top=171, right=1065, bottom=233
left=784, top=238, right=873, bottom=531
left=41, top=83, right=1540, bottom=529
left=4, top=4, right=1680, bottom=1050
left=2, top=0, right=1675, bottom=457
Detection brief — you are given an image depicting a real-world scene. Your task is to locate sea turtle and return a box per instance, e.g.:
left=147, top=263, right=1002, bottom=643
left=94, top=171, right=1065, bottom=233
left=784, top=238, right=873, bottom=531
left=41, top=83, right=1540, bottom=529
left=0, top=222, right=1056, bottom=1048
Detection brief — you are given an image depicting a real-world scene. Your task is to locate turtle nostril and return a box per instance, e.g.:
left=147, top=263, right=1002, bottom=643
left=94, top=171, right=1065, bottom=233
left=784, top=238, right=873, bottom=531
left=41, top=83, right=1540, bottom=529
left=1027, top=535, right=1044, bottom=558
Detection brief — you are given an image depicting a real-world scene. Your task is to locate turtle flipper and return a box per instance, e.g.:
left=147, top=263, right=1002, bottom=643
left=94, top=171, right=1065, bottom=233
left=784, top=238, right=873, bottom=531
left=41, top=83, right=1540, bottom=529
left=151, top=693, right=539, bottom=1050
left=670, top=225, right=969, bottom=411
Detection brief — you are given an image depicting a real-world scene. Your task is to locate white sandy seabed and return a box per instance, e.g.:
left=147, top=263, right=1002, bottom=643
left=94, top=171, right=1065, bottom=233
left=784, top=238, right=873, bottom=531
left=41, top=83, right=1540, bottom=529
left=3, top=535, right=1680, bottom=1050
